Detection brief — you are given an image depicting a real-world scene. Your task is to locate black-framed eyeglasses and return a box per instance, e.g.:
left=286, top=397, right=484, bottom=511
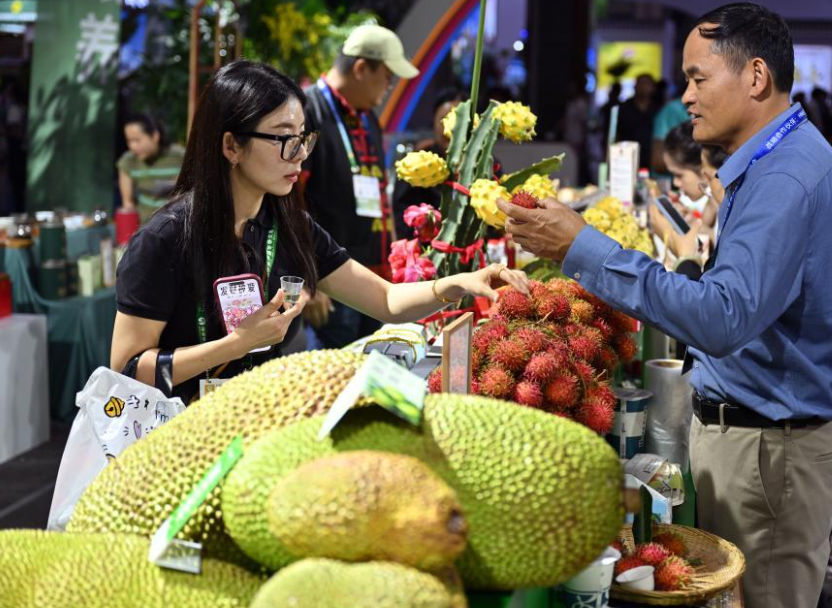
left=236, top=130, right=318, bottom=161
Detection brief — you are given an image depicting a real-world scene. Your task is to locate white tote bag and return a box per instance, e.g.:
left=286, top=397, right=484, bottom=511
left=47, top=366, right=185, bottom=530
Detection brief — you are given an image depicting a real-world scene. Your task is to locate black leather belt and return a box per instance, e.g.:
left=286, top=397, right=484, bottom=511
left=692, top=392, right=824, bottom=429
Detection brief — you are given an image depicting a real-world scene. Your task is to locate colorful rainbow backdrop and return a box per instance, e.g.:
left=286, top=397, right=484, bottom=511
left=380, top=0, right=480, bottom=133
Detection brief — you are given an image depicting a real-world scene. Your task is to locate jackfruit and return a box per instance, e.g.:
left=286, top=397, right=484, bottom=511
left=68, top=350, right=367, bottom=562
left=0, top=529, right=262, bottom=608
left=261, top=450, right=468, bottom=571
left=249, top=558, right=456, bottom=608
left=222, top=394, right=624, bottom=590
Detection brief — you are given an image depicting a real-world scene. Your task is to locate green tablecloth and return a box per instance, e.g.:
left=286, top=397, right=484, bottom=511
left=3, top=225, right=117, bottom=422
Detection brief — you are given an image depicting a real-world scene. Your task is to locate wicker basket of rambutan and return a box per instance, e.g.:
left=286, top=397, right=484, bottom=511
left=611, top=524, right=746, bottom=605
left=427, top=278, right=638, bottom=435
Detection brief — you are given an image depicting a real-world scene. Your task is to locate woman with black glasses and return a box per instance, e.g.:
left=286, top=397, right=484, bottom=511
left=111, top=60, right=527, bottom=403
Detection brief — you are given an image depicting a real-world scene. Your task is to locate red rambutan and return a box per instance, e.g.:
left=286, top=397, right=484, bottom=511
left=591, top=318, right=614, bottom=341
left=534, top=292, right=571, bottom=321
left=514, top=380, right=544, bottom=408
left=490, top=339, right=531, bottom=372
left=523, top=352, right=560, bottom=384
left=529, top=280, right=550, bottom=300
left=472, top=348, right=484, bottom=373
left=653, top=532, right=688, bottom=557
left=544, top=341, right=570, bottom=369
left=576, top=397, right=615, bottom=435
left=569, top=334, right=601, bottom=362
left=543, top=372, right=580, bottom=409
left=595, top=345, right=620, bottom=373
left=583, top=382, right=617, bottom=410
left=608, top=310, right=638, bottom=334
left=654, top=556, right=694, bottom=591
left=546, top=278, right=572, bottom=295
left=510, top=190, right=538, bottom=209
left=614, top=333, right=638, bottom=363
left=497, top=289, right=534, bottom=319
left=634, top=543, right=673, bottom=567
left=513, top=326, right=548, bottom=354
left=569, top=299, right=596, bottom=324
left=479, top=366, right=515, bottom=399
left=571, top=360, right=598, bottom=385
left=614, top=555, right=647, bottom=577
left=470, top=378, right=481, bottom=395
left=428, top=367, right=442, bottom=393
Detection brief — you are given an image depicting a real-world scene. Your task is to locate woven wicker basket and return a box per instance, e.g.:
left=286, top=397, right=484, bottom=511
left=610, top=524, right=746, bottom=606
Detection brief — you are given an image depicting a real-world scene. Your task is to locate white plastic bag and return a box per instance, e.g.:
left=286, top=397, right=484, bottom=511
left=47, top=367, right=186, bottom=530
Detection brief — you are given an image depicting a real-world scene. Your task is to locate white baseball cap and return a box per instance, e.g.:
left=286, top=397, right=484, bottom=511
left=342, top=24, right=419, bottom=79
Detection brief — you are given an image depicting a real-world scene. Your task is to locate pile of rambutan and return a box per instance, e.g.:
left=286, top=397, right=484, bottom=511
left=614, top=532, right=696, bottom=592
left=427, top=278, right=638, bottom=435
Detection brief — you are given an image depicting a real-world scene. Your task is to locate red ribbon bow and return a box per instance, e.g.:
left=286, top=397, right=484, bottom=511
left=430, top=238, right=486, bottom=268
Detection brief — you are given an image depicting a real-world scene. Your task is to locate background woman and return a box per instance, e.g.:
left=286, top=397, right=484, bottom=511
left=111, top=60, right=526, bottom=403
left=117, top=113, right=185, bottom=224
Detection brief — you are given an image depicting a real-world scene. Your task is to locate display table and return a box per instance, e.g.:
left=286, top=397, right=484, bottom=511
left=3, top=225, right=117, bottom=421
left=0, top=314, right=50, bottom=465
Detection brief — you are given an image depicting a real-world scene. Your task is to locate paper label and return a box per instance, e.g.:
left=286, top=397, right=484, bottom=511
left=317, top=350, right=426, bottom=440
left=149, top=436, right=243, bottom=569
left=609, top=141, right=639, bottom=204
left=199, top=378, right=229, bottom=399
left=353, top=174, right=382, bottom=218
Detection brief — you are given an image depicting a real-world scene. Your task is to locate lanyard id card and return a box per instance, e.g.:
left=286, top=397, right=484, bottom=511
left=199, top=378, right=229, bottom=399
left=353, top=174, right=383, bottom=218
left=318, top=79, right=383, bottom=219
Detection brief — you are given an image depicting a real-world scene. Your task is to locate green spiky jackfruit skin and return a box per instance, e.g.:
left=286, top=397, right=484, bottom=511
left=0, top=530, right=263, bottom=608
left=267, top=450, right=468, bottom=571
left=68, top=350, right=367, bottom=563
left=249, top=558, right=455, bottom=608
left=222, top=395, right=624, bottom=590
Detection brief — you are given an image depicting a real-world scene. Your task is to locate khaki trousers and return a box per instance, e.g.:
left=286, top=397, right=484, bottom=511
left=690, top=415, right=832, bottom=608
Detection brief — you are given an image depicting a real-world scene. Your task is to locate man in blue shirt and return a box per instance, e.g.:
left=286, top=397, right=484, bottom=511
left=498, top=4, right=832, bottom=607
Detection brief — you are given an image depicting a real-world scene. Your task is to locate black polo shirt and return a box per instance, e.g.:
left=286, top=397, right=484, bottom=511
left=116, top=199, right=349, bottom=402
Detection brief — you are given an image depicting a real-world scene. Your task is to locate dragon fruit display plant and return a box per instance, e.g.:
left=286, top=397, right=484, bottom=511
left=391, top=0, right=563, bottom=281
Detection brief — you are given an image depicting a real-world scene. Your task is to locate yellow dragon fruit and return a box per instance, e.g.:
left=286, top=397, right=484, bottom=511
left=470, top=179, right=510, bottom=228
left=493, top=101, right=537, bottom=143
left=582, top=207, right=613, bottom=232
left=442, top=106, right=481, bottom=140
left=395, top=151, right=450, bottom=188
left=510, top=173, right=556, bottom=200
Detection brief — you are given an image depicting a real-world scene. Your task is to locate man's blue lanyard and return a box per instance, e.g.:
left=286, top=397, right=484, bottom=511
left=317, top=78, right=372, bottom=175
left=719, top=108, right=807, bottom=241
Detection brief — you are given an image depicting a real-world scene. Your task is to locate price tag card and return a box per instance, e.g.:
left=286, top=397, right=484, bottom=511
left=317, top=350, right=426, bottom=440
left=353, top=174, right=382, bottom=218
left=148, top=436, right=244, bottom=571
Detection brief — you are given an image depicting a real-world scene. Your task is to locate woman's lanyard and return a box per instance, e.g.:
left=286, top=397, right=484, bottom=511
left=317, top=77, right=371, bottom=175
left=195, top=225, right=277, bottom=375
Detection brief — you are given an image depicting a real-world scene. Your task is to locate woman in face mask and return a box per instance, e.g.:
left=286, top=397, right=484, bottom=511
left=650, top=141, right=728, bottom=275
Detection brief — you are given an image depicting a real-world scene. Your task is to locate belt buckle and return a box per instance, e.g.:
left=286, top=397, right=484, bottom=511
left=719, top=403, right=728, bottom=434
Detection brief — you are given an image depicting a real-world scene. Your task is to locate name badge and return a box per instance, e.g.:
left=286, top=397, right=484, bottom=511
left=199, top=378, right=229, bottom=399
left=353, top=174, right=382, bottom=218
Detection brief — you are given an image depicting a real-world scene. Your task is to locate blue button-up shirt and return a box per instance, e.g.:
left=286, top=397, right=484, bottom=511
left=563, top=103, right=832, bottom=421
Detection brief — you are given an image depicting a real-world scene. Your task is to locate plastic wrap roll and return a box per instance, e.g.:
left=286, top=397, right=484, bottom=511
left=644, top=359, right=693, bottom=469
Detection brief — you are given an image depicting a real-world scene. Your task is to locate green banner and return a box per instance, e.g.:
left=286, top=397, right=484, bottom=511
left=25, top=0, right=120, bottom=212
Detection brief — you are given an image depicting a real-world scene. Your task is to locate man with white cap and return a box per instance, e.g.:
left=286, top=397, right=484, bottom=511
left=301, top=24, right=419, bottom=348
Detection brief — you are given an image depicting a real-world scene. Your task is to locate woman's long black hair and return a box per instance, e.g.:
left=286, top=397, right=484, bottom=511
left=171, top=60, right=318, bottom=312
